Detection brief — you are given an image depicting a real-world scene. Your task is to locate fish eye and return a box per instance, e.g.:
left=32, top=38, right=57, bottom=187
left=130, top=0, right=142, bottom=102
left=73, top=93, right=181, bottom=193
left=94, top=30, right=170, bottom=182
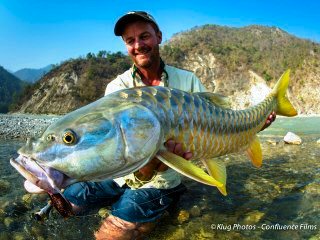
left=63, top=130, right=77, bottom=145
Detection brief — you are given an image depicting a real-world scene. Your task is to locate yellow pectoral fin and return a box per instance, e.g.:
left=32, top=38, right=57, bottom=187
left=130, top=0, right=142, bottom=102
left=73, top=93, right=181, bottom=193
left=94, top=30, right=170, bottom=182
left=246, top=136, right=263, bottom=168
left=203, top=159, right=227, bottom=196
left=156, top=149, right=223, bottom=188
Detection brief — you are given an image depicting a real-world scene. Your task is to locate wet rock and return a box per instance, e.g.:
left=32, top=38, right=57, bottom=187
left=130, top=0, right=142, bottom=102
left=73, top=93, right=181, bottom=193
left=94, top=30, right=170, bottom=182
left=0, top=231, right=10, bottom=240
left=309, top=233, right=320, bottom=240
left=98, top=207, right=109, bottom=218
left=303, top=182, right=320, bottom=195
left=243, top=210, right=265, bottom=225
left=22, top=194, right=34, bottom=205
left=166, top=227, right=185, bottom=240
left=33, top=193, right=49, bottom=202
left=193, top=227, right=215, bottom=239
left=5, top=201, right=30, bottom=217
left=0, top=200, right=10, bottom=210
left=30, top=225, right=46, bottom=239
left=177, top=210, right=190, bottom=224
left=266, top=139, right=278, bottom=145
left=284, top=132, right=302, bottom=145
left=0, top=180, right=10, bottom=193
left=4, top=217, right=14, bottom=228
left=189, top=205, right=201, bottom=217
left=12, top=232, right=26, bottom=240
left=201, top=213, right=214, bottom=222
left=184, top=219, right=215, bottom=239
left=0, top=208, right=5, bottom=222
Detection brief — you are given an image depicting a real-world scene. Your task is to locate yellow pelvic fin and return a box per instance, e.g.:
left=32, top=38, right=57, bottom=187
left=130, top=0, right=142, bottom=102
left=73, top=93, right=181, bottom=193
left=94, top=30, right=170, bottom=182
left=193, top=92, right=231, bottom=109
left=246, top=136, right=263, bottom=168
left=156, top=149, right=223, bottom=188
left=203, top=159, right=227, bottom=196
left=272, top=69, right=298, bottom=117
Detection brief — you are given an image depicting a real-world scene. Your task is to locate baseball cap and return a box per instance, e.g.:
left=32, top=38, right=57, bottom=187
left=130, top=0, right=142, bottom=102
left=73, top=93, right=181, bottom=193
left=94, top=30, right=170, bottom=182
left=114, top=11, right=160, bottom=36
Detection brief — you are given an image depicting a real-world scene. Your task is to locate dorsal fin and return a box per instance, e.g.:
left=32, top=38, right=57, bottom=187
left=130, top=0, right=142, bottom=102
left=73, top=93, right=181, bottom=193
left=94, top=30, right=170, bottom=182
left=193, top=92, right=231, bottom=108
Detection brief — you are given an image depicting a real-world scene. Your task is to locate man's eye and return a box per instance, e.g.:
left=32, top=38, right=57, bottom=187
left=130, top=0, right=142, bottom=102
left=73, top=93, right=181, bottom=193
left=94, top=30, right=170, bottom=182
left=141, top=34, right=150, bottom=40
left=126, top=39, right=134, bottom=45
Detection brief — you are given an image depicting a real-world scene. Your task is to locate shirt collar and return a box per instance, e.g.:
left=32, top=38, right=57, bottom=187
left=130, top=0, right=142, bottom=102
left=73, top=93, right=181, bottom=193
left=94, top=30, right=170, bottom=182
left=131, top=58, right=168, bottom=87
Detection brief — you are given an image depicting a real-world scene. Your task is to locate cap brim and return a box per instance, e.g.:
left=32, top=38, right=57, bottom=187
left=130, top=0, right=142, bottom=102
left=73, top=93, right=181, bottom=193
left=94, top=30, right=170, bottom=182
left=114, top=14, right=157, bottom=36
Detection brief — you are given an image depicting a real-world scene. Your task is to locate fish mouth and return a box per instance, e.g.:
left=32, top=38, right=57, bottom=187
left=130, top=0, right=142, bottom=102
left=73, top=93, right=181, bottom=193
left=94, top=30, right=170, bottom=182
left=10, top=155, right=75, bottom=194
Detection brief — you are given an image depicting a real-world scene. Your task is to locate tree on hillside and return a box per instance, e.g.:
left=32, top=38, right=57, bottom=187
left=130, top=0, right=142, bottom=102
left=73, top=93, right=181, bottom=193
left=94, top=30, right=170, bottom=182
left=97, top=50, right=107, bottom=58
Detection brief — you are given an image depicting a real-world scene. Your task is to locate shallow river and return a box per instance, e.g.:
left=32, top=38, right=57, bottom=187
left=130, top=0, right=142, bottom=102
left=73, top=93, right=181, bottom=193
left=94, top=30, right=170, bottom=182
left=0, top=117, right=319, bottom=240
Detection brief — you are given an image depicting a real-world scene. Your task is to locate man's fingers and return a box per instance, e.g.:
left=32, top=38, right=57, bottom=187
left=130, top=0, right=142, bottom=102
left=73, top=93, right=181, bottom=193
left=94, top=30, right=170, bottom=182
left=157, top=163, right=169, bottom=172
left=182, top=152, right=193, bottom=160
left=164, top=139, right=175, bottom=152
left=272, top=111, right=276, bottom=121
left=173, top=143, right=183, bottom=156
left=164, top=139, right=193, bottom=160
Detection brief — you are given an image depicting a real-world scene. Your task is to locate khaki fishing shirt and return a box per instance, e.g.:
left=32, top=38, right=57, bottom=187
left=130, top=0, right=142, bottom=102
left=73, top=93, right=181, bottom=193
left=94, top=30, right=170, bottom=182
left=105, top=63, right=206, bottom=189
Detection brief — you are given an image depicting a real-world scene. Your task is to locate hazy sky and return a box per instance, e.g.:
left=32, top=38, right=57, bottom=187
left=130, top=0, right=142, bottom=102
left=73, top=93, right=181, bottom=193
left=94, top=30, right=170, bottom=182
left=1, top=0, right=319, bottom=71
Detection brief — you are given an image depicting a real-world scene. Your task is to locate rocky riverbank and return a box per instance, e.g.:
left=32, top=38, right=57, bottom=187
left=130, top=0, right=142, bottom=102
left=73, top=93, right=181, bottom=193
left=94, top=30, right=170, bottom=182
left=0, top=114, right=60, bottom=139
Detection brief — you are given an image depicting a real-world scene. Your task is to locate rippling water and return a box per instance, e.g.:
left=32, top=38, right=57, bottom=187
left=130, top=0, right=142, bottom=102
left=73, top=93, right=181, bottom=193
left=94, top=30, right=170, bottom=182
left=1, top=117, right=319, bottom=240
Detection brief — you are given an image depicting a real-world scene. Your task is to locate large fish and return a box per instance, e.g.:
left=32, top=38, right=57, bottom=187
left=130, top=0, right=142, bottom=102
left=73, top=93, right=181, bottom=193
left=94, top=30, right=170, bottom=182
left=10, top=70, right=297, bottom=202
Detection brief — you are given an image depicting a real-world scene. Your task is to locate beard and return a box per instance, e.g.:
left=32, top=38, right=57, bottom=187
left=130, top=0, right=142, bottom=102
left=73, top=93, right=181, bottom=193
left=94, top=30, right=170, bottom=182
left=132, top=45, right=160, bottom=69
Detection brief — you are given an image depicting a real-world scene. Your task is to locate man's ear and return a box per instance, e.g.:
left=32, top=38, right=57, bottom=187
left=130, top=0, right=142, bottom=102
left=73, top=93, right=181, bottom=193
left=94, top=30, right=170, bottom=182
left=157, top=31, right=162, bottom=44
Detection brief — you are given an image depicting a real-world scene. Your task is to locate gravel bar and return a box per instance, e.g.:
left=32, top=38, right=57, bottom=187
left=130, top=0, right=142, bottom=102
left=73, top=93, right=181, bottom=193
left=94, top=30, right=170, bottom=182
left=0, top=114, right=61, bottom=140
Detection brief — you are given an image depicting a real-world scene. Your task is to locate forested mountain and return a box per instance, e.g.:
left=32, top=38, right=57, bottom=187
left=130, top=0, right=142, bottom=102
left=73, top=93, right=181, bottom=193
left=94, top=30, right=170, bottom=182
left=12, top=25, right=320, bottom=114
left=0, top=66, right=26, bottom=113
left=161, top=25, right=320, bottom=114
left=14, top=65, right=54, bottom=83
left=10, top=52, right=131, bottom=114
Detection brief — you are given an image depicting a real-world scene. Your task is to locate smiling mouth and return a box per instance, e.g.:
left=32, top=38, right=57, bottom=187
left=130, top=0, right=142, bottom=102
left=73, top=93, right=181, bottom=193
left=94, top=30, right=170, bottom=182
left=136, top=52, right=149, bottom=57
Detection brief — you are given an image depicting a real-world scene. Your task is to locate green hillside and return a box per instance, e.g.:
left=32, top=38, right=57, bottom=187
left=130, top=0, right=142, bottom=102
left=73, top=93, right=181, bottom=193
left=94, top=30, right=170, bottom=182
left=161, top=25, right=319, bottom=82
left=0, top=66, right=26, bottom=113
left=10, top=52, right=131, bottom=114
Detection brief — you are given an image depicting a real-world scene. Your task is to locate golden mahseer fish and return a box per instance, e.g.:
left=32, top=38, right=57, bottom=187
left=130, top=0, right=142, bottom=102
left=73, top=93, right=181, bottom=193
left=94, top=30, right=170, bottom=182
left=10, top=70, right=297, bottom=200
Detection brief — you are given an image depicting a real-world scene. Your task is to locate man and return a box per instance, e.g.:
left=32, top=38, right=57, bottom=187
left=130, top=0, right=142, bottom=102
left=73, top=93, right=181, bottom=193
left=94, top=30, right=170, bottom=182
left=63, top=11, right=205, bottom=240
left=63, top=11, right=276, bottom=240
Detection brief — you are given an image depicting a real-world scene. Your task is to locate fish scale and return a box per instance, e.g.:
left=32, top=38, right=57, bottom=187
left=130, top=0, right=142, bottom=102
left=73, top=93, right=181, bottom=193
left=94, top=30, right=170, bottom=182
left=120, top=86, right=276, bottom=160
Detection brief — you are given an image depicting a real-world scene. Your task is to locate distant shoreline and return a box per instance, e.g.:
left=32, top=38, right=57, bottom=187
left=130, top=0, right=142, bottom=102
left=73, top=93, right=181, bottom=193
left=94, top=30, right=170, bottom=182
left=0, top=113, right=60, bottom=140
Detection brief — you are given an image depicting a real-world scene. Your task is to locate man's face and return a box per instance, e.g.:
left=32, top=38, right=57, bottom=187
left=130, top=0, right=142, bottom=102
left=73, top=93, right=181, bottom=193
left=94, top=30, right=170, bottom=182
left=122, top=21, right=162, bottom=69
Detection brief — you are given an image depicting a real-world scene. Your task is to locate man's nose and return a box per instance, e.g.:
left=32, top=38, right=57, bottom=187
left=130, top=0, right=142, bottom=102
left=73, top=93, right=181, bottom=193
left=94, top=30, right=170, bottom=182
left=134, top=39, right=144, bottom=49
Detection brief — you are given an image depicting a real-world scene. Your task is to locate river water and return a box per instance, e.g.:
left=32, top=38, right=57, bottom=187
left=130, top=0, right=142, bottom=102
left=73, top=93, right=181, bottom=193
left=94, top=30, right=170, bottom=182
left=0, top=117, right=319, bottom=240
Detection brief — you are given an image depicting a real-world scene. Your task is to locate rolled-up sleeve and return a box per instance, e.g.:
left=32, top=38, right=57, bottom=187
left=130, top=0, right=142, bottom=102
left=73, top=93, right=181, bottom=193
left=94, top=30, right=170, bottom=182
left=105, top=79, right=125, bottom=96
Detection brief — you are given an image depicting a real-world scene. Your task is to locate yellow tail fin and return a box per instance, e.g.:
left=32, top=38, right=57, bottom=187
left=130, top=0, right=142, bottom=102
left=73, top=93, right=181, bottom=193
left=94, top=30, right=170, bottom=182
left=272, top=69, right=298, bottom=116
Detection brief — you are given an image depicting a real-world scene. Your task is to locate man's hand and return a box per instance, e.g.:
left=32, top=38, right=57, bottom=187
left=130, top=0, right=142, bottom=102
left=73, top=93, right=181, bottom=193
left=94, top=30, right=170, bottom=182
left=260, top=111, right=276, bottom=132
left=136, top=139, right=192, bottom=181
left=164, top=140, right=193, bottom=160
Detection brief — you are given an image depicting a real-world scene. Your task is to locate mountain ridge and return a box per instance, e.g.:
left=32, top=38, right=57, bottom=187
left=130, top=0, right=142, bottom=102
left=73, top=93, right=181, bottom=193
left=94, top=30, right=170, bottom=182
left=14, top=65, right=54, bottom=83
left=11, top=25, right=320, bottom=115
